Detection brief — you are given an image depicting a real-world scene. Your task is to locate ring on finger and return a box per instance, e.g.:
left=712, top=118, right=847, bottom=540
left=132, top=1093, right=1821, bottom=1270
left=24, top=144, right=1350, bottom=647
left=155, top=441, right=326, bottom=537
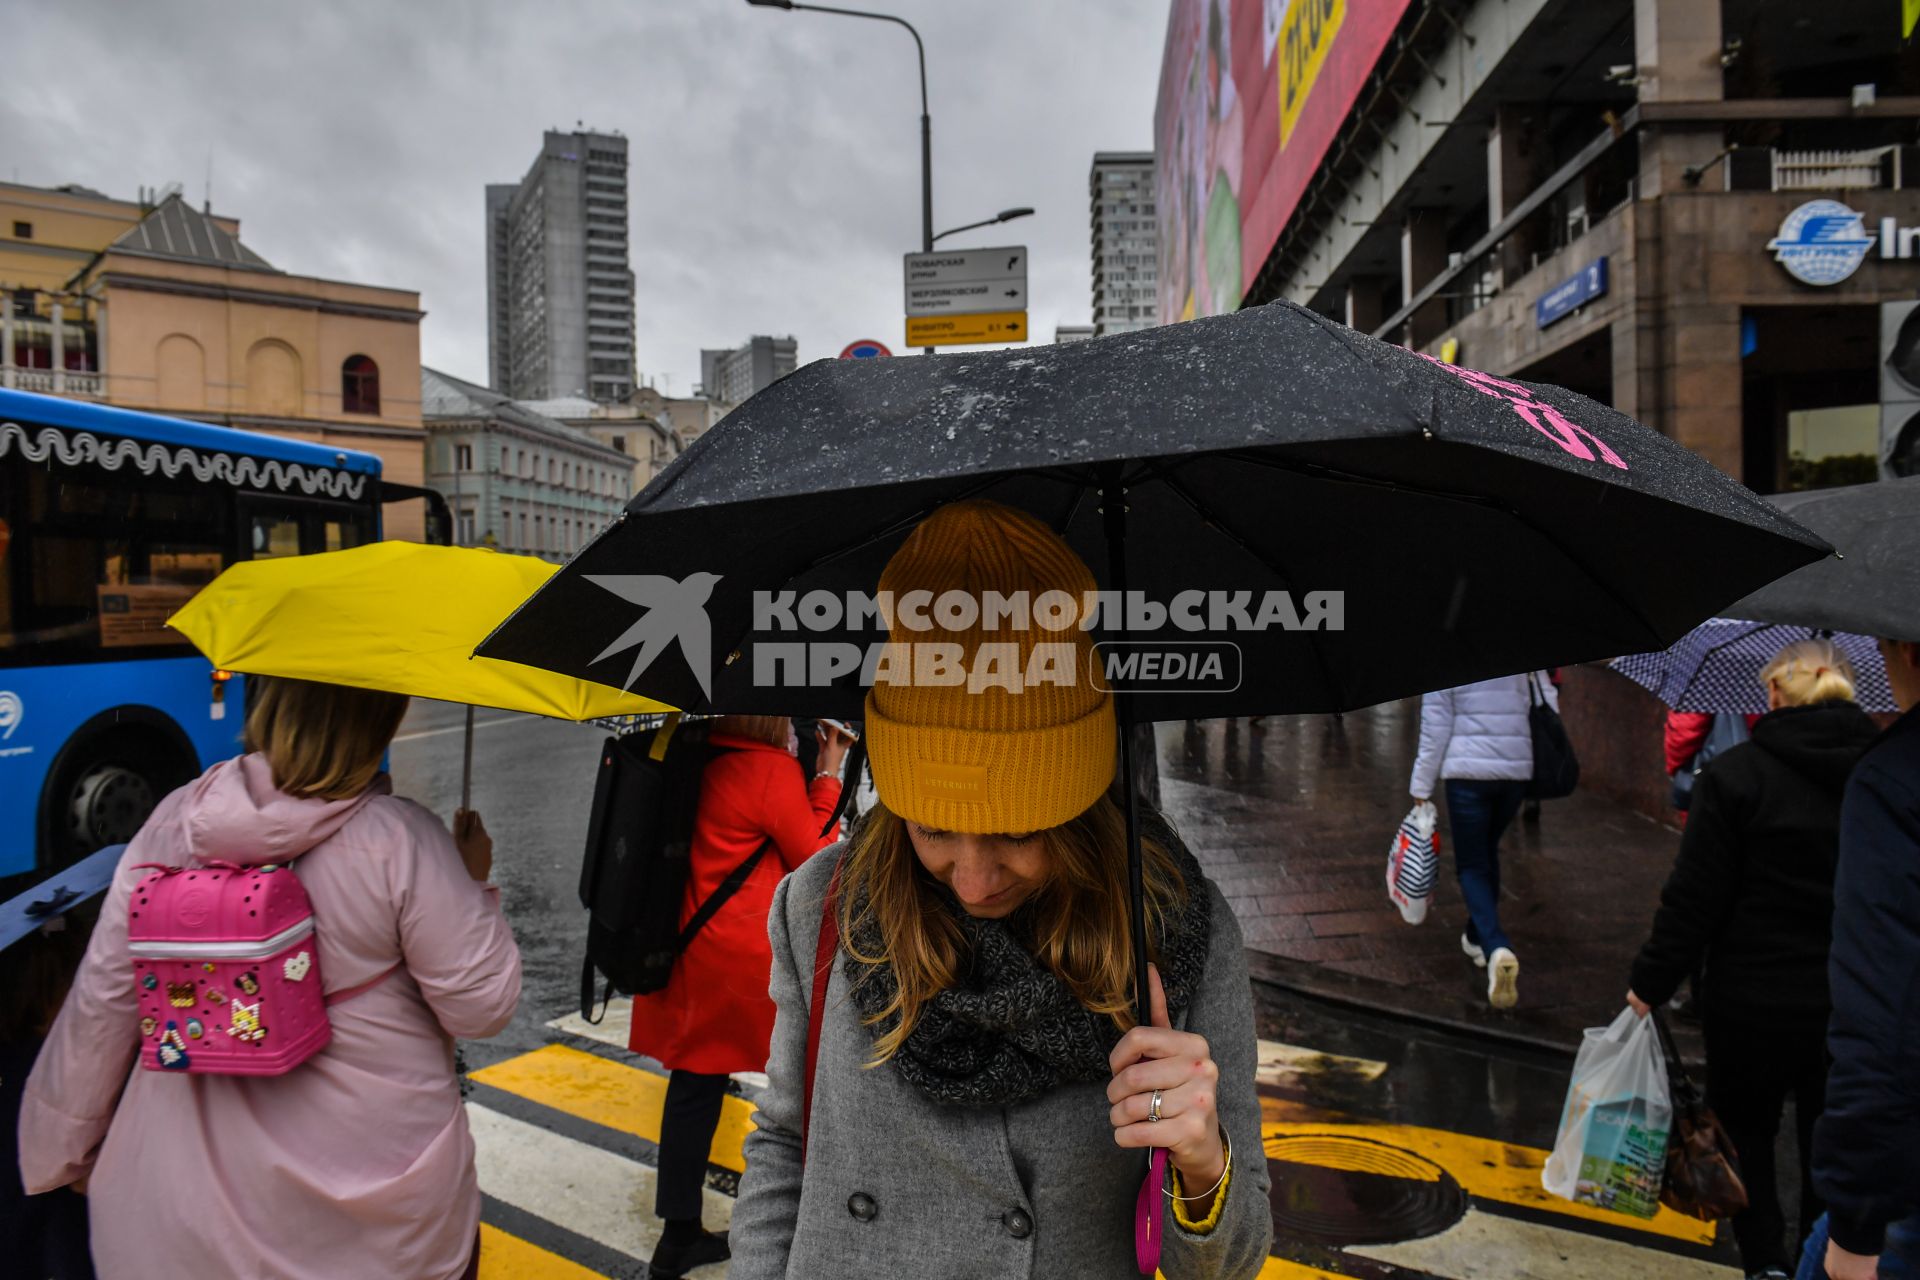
left=1148, top=1088, right=1164, bottom=1123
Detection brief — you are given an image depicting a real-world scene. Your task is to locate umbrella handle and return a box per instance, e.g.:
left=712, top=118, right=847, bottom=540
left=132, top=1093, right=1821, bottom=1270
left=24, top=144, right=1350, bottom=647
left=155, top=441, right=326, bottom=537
left=1135, top=1148, right=1168, bottom=1273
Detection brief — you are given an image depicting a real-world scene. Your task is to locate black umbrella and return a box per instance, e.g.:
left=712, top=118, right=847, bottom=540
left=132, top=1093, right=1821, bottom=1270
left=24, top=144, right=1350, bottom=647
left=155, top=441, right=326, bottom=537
left=1722, top=476, right=1920, bottom=640
left=481, top=301, right=1821, bottom=1020
left=483, top=303, right=1821, bottom=719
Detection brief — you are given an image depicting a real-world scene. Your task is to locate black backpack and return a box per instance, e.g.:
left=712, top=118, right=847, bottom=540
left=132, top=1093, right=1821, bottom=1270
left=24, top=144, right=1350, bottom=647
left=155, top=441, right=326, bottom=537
left=576, top=716, right=860, bottom=1022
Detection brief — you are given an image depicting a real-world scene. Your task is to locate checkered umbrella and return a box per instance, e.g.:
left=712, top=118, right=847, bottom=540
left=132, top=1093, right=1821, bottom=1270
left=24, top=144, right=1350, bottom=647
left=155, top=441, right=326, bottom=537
left=1611, top=618, right=1896, bottom=713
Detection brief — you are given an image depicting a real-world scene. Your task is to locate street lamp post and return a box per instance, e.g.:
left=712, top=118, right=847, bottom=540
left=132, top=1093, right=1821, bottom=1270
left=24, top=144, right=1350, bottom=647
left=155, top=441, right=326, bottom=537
left=932, top=206, right=1034, bottom=245
left=747, top=0, right=934, bottom=349
left=747, top=0, right=932, bottom=254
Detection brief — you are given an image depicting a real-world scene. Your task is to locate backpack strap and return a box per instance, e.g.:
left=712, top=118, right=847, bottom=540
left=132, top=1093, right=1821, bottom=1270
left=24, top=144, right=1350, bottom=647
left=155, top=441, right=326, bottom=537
left=801, top=858, right=844, bottom=1167
left=325, top=964, right=399, bottom=1007
left=674, top=837, right=775, bottom=953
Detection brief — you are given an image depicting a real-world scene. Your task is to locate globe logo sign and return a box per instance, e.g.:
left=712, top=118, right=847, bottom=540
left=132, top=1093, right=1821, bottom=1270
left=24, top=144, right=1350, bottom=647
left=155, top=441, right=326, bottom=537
left=1767, top=199, right=1875, bottom=286
left=0, top=691, right=20, bottom=740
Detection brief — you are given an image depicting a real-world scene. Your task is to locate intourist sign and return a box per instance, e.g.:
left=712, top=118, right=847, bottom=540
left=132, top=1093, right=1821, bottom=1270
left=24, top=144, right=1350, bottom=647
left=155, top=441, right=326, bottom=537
left=1768, top=199, right=1920, bottom=286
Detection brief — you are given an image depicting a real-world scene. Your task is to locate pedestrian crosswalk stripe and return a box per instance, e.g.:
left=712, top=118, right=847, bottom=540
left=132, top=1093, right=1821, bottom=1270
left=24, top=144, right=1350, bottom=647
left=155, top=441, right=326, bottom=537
left=470, top=1042, right=757, bottom=1174
left=1255, top=1039, right=1389, bottom=1088
left=468, top=1038, right=1729, bottom=1279
left=468, top=1101, right=732, bottom=1276
left=1347, top=1207, right=1737, bottom=1278
left=475, top=1224, right=607, bottom=1280
left=1260, top=1103, right=1715, bottom=1246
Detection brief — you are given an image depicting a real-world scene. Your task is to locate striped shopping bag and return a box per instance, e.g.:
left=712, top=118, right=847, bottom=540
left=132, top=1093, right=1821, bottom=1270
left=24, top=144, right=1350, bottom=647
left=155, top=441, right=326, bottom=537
left=1386, top=801, right=1439, bottom=925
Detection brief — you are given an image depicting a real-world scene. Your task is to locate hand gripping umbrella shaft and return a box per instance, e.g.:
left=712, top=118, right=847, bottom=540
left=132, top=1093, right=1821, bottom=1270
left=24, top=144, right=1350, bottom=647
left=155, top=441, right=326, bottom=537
left=1100, top=463, right=1168, bottom=1275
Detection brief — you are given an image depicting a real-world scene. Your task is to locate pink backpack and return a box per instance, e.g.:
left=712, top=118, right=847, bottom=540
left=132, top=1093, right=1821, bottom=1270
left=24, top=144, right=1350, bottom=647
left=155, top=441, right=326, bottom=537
left=129, top=861, right=333, bottom=1075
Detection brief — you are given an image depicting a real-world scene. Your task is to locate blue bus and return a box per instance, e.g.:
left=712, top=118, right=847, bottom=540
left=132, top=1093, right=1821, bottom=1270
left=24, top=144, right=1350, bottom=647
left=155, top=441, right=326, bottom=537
left=0, top=388, right=446, bottom=885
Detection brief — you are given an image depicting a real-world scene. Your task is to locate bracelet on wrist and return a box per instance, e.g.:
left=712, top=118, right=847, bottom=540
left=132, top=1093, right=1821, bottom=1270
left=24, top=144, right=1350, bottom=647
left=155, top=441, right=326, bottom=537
left=1165, top=1127, right=1231, bottom=1203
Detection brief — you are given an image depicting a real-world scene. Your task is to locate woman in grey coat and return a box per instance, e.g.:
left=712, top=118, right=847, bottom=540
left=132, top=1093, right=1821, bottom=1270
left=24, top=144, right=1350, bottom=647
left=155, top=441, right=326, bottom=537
left=729, top=499, right=1272, bottom=1279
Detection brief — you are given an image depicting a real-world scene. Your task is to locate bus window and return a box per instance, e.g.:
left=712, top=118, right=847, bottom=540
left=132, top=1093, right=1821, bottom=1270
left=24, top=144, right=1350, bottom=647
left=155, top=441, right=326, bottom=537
left=251, top=514, right=303, bottom=559
left=324, top=519, right=363, bottom=553
left=4, top=461, right=230, bottom=664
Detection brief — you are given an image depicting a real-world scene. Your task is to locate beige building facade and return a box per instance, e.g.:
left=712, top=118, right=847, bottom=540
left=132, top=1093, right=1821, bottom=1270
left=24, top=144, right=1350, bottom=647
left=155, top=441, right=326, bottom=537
left=1, top=185, right=428, bottom=539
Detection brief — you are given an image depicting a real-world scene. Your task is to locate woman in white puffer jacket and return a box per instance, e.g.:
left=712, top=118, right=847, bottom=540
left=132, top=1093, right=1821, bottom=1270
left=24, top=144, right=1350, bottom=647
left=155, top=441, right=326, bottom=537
left=1408, top=672, right=1557, bottom=1010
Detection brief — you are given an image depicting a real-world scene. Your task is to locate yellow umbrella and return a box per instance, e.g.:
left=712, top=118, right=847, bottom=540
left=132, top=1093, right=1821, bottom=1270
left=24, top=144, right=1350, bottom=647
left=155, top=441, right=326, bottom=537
left=169, top=542, right=673, bottom=805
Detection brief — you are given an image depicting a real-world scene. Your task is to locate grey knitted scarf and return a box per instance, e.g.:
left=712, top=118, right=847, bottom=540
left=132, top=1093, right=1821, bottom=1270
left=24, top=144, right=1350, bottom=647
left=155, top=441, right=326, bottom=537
left=843, top=817, right=1214, bottom=1109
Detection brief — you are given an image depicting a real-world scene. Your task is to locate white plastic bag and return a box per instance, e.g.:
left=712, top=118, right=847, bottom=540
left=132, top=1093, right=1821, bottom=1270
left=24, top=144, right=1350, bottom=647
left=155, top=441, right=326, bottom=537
left=1385, top=801, right=1439, bottom=925
left=1543, top=1008, right=1672, bottom=1219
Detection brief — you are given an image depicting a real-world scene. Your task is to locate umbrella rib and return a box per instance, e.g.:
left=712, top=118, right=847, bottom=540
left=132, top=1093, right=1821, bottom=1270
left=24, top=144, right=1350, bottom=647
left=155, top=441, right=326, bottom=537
left=1142, top=457, right=1352, bottom=712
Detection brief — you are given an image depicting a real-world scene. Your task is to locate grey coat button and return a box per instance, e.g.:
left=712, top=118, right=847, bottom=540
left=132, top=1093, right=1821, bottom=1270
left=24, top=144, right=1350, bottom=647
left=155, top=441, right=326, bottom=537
left=848, top=1192, right=878, bottom=1222
left=1002, top=1207, right=1033, bottom=1239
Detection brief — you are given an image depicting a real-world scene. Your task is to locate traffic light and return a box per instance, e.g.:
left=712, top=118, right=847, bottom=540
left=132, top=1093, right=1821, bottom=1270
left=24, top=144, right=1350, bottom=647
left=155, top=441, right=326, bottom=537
left=1881, top=300, right=1920, bottom=479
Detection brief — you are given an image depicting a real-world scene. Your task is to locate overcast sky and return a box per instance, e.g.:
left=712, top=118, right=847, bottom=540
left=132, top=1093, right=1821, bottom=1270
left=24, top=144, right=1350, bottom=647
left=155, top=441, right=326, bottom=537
left=6, top=0, right=1169, bottom=395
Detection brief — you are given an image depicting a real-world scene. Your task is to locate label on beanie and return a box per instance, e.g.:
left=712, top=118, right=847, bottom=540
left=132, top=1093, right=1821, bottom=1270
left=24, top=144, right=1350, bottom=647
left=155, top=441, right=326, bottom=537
left=919, top=761, right=989, bottom=798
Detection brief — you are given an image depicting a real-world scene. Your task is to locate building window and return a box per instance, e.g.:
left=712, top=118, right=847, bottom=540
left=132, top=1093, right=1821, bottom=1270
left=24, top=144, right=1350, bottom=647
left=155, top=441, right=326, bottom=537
left=11, top=221, right=31, bottom=240
left=611, top=435, right=627, bottom=454
left=455, top=443, right=473, bottom=471
left=547, top=458, right=556, bottom=484
left=342, top=354, right=380, bottom=415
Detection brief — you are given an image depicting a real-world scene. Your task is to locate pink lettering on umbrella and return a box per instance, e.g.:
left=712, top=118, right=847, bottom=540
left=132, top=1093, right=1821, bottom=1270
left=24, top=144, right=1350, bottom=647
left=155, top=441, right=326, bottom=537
left=1415, top=353, right=1628, bottom=470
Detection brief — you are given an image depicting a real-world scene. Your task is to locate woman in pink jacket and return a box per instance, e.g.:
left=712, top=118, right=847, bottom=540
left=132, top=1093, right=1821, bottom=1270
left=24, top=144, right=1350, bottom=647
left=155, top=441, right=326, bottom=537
left=19, top=677, right=522, bottom=1280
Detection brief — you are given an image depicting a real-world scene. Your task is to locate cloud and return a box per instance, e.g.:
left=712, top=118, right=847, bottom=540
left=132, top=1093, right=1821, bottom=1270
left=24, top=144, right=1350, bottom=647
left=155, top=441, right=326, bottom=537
left=3, top=0, right=1167, bottom=392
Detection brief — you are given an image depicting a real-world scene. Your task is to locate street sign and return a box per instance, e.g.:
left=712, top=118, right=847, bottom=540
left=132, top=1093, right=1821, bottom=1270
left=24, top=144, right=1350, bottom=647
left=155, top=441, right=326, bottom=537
left=904, top=246, right=1028, bottom=346
left=904, top=248, right=1028, bottom=313
left=839, top=339, right=892, bottom=359
left=906, top=278, right=1029, bottom=314
left=1534, top=257, right=1609, bottom=329
left=905, top=311, right=1027, bottom=348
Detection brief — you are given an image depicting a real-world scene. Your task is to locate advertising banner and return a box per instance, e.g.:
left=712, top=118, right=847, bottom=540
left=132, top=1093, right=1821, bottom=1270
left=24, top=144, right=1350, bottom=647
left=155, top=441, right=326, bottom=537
left=1155, top=0, right=1412, bottom=324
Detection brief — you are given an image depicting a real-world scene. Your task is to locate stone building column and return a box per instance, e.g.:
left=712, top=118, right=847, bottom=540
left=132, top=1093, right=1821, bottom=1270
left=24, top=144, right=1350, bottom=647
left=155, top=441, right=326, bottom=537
left=1634, top=0, right=1725, bottom=197
left=1344, top=275, right=1384, bottom=334
left=1401, top=213, right=1449, bottom=348
left=1487, top=105, right=1546, bottom=287
left=1, top=304, right=14, bottom=388
left=50, top=301, right=66, bottom=394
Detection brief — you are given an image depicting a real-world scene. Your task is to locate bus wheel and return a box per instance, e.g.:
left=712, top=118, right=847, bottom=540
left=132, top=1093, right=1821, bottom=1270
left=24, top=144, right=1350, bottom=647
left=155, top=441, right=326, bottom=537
left=40, top=718, right=198, bottom=868
left=67, top=762, right=158, bottom=851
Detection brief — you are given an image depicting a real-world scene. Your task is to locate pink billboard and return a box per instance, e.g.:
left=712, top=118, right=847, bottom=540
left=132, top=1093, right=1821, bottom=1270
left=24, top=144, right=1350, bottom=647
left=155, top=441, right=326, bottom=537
left=1155, top=0, right=1414, bottom=324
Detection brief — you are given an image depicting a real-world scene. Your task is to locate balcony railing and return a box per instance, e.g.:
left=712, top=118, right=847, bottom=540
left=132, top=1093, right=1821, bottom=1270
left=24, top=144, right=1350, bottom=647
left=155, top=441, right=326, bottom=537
left=1, top=365, right=104, bottom=398
left=1727, top=145, right=1918, bottom=192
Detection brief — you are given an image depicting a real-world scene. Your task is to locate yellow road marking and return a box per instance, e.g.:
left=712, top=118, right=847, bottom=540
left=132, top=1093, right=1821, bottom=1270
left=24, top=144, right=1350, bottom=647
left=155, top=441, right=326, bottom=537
left=1261, top=1100, right=1714, bottom=1246
left=475, top=1223, right=608, bottom=1279
left=469, top=1043, right=757, bottom=1174
left=1256, top=1257, right=1349, bottom=1279
left=472, top=1042, right=1711, bottom=1259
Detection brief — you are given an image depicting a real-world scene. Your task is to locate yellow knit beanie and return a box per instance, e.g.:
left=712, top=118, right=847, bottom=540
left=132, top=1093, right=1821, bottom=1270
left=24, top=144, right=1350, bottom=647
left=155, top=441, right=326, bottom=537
left=864, top=499, right=1115, bottom=834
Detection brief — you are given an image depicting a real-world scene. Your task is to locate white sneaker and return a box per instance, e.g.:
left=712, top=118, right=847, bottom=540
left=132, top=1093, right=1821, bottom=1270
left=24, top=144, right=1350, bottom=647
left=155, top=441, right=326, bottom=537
left=1461, top=934, right=1486, bottom=968
left=1488, top=948, right=1520, bottom=1009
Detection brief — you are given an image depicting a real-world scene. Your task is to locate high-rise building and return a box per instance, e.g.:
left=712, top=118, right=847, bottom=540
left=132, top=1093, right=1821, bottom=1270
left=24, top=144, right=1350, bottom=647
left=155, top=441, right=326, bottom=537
left=698, top=335, right=797, bottom=405
left=1090, top=152, right=1158, bottom=336
left=486, top=129, right=635, bottom=403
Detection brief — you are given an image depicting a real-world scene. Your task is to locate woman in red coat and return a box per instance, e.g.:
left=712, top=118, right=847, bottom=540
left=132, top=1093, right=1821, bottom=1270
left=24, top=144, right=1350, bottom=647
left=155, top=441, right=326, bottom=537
left=632, top=714, right=848, bottom=1278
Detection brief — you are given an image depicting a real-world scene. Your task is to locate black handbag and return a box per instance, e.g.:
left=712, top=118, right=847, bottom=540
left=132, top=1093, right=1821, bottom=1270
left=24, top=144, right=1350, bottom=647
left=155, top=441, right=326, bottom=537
left=1651, top=1009, right=1749, bottom=1221
left=1525, top=672, right=1580, bottom=800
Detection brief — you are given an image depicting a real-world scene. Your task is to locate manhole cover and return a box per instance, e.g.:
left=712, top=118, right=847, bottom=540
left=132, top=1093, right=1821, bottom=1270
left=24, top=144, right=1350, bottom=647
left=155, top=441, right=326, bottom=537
left=1266, top=1134, right=1469, bottom=1247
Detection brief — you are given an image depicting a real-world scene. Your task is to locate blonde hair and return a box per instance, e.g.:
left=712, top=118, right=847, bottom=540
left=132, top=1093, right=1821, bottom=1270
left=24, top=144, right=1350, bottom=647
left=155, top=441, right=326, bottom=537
left=1760, top=638, right=1857, bottom=707
left=838, top=794, right=1186, bottom=1064
left=242, top=676, right=409, bottom=800
left=713, top=715, right=791, bottom=749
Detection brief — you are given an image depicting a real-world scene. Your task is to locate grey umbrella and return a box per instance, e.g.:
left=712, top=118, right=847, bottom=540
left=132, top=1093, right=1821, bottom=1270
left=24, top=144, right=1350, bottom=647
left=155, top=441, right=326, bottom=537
left=1723, top=476, right=1920, bottom=640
